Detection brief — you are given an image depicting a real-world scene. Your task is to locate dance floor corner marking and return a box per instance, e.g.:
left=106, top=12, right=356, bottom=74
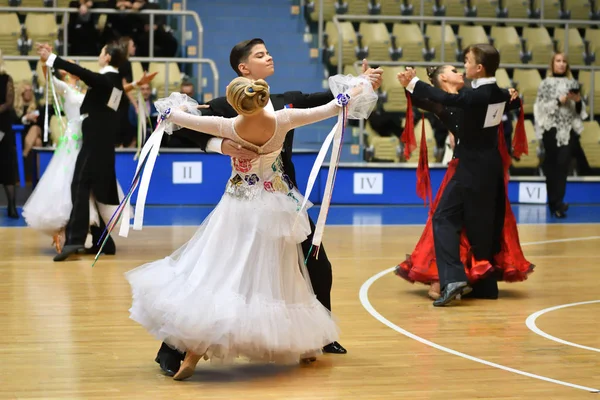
left=359, top=235, right=600, bottom=393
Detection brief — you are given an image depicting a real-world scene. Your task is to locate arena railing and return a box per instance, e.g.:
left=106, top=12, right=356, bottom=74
left=331, top=14, right=600, bottom=73
left=315, top=0, right=600, bottom=54
left=0, top=6, right=213, bottom=96
left=3, top=55, right=220, bottom=99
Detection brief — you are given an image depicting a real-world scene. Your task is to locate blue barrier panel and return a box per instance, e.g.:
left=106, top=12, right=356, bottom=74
left=36, top=148, right=600, bottom=205
left=36, top=148, right=321, bottom=205
left=12, top=124, right=25, bottom=188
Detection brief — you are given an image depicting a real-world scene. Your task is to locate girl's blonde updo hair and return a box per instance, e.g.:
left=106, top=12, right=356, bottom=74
left=226, top=77, right=270, bottom=116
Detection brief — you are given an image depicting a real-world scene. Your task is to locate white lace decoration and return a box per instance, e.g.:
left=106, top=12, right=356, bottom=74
left=154, top=92, right=201, bottom=135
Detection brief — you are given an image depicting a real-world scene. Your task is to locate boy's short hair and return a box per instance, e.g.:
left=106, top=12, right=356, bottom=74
left=229, top=38, right=265, bottom=76
left=464, top=43, right=500, bottom=77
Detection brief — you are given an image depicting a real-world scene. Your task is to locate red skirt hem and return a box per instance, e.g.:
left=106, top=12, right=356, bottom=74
left=394, top=159, right=534, bottom=286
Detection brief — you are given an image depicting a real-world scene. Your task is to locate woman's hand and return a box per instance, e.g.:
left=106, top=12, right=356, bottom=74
left=25, top=112, right=39, bottom=123
left=35, top=43, right=52, bottom=62
left=137, top=71, right=158, bottom=86
left=508, top=88, right=519, bottom=102
left=567, top=91, right=581, bottom=102
left=559, top=94, right=568, bottom=104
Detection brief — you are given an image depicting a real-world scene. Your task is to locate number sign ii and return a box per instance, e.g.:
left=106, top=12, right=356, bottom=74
left=172, top=162, right=203, bottom=184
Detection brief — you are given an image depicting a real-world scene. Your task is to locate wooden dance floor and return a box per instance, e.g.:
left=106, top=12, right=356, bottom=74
left=1, top=223, right=599, bottom=399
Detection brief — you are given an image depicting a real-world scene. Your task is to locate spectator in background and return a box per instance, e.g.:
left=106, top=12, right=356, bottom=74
left=534, top=53, right=588, bottom=219
left=133, top=0, right=178, bottom=67
left=116, top=36, right=137, bottom=148
left=15, top=81, right=47, bottom=158
left=127, top=82, right=157, bottom=143
left=0, top=49, right=18, bottom=219
left=180, top=81, right=198, bottom=102
left=68, top=0, right=100, bottom=56
left=101, top=0, right=144, bottom=46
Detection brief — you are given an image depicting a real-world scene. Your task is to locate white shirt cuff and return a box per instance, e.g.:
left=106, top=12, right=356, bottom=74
left=206, top=138, right=223, bottom=154
left=406, top=77, right=420, bottom=94
left=21, top=116, right=29, bottom=125
left=46, top=53, right=57, bottom=68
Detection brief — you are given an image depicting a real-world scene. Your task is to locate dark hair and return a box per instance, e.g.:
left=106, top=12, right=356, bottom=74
left=105, top=42, right=126, bottom=69
left=118, top=36, right=133, bottom=59
left=463, top=43, right=500, bottom=77
left=426, top=66, right=445, bottom=88
left=229, top=38, right=265, bottom=76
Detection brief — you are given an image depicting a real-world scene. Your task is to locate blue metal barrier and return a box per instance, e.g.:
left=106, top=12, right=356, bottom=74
left=11, top=124, right=25, bottom=188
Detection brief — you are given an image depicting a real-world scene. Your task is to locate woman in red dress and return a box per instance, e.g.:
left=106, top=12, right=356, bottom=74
left=394, top=65, right=534, bottom=300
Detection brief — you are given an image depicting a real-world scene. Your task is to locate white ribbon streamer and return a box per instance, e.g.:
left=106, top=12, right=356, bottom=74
left=298, top=114, right=341, bottom=214
left=43, top=68, right=50, bottom=143
left=134, top=91, right=146, bottom=160
left=311, top=111, right=344, bottom=252
left=118, top=121, right=166, bottom=237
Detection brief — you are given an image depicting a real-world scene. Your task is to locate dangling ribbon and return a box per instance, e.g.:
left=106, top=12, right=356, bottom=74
left=416, top=113, right=432, bottom=209
left=93, top=111, right=168, bottom=265
left=134, top=91, right=147, bottom=160
left=401, top=91, right=417, bottom=160
left=295, top=114, right=340, bottom=224
left=299, top=93, right=349, bottom=261
left=43, top=67, right=50, bottom=143
left=43, top=70, right=67, bottom=144
left=512, top=99, right=528, bottom=159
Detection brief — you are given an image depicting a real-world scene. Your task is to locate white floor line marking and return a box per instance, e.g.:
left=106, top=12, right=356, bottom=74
left=359, top=236, right=600, bottom=393
left=525, top=300, right=600, bottom=353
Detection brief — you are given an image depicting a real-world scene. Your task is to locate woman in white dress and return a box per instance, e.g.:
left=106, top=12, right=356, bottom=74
left=125, top=76, right=374, bottom=381
left=21, top=58, right=129, bottom=253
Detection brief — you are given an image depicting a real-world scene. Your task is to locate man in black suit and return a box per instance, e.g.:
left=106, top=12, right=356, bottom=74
left=398, top=44, right=521, bottom=306
left=37, top=42, right=152, bottom=262
left=154, top=38, right=383, bottom=376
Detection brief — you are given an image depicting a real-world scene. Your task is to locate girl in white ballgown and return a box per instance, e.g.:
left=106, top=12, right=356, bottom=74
left=125, top=76, right=374, bottom=381
left=21, top=61, right=125, bottom=253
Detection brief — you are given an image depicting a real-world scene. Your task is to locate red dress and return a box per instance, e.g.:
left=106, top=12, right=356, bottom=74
left=395, top=99, right=534, bottom=286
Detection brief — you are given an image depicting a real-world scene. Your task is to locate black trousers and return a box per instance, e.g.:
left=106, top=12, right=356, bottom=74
left=542, top=129, right=571, bottom=212
left=569, top=131, right=592, bottom=176
left=301, top=216, right=333, bottom=311
left=65, top=147, right=120, bottom=246
left=432, top=176, right=505, bottom=288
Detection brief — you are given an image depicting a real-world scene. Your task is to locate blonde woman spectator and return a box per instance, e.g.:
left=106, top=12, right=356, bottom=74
left=15, top=81, right=44, bottom=157
left=534, top=53, right=587, bottom=219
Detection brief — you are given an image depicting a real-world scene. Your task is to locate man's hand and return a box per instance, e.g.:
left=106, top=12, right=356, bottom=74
left=508, top=88, right=519, bottom=102
left=361, top=59, right=383, bottom=90
left=397, top=68, right=416, bottom=87
left=35, top=43, right=52, bottom=62
left=221, top=139, right=259, bottom=160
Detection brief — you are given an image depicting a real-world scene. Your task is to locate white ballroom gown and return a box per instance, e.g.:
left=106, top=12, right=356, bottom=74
left=125, top=98, right=343, bottom=364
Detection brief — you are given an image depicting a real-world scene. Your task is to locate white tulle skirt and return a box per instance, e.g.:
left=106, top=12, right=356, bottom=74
left=125, top=189, right=340, bottom=364
left=22, top=128, right=131, bottom=236
left=22, top=130, right=100, bottom=235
